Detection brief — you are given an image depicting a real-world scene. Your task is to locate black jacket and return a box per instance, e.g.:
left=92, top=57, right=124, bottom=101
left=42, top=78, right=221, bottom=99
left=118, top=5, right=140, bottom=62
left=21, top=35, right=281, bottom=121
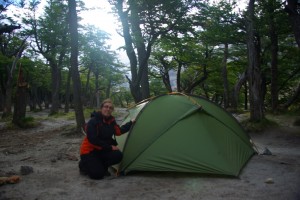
left=84, top=111, right=132, bottom=152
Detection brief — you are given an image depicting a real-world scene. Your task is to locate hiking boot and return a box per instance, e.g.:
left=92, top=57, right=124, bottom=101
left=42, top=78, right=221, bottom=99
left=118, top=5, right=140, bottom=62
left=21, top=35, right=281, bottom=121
left=79, top=160, right=88, bottom=176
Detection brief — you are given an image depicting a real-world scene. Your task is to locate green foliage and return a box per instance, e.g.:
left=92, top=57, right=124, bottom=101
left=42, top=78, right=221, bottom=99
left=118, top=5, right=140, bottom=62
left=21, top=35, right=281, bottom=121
left=149, top=77, right=169, bottom=96
left=150, top=0, right=247, bottom=100
left=0, top=114, right=12, bottom=123
left=1, top=0, right=299, bottom=125
left=83, top=108, right=95, bottom=119
left=79, top=25, right=128, bottom=105
left=241, top=117, right=278, bottom=132
left=18, top=116, right=38, bottom=128
left=48, top=111, right=75, bottom=120
left=287, top=104, right=300, bottom=115
left=3, top=117, right=39, bottom=129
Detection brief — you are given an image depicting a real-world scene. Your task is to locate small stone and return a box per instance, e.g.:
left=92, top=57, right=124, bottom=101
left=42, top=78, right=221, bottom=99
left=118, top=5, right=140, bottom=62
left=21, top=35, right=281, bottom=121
left=261, top=147, right=272, bottom=155
left=265, top=178, right=274, bottom=184
left=20, top=166, right=34, bottom=175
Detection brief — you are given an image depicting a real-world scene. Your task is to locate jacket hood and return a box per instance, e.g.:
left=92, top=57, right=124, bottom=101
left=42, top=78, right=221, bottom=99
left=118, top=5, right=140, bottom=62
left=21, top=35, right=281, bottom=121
left=90, top=111, right=99, bottom=118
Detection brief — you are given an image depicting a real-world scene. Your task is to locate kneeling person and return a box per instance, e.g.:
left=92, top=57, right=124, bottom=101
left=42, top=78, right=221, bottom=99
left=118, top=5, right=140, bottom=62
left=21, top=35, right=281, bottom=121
left=79, top=99, right=133, bottom=179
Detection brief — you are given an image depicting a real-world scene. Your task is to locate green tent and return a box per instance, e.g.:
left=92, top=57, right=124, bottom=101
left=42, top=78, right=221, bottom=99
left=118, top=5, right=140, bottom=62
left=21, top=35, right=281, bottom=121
left=116, top=93, right=255, bottom=177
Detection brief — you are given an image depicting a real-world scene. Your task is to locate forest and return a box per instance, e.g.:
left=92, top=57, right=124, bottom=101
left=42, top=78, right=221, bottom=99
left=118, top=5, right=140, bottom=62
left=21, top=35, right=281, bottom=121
left=0, top=0, right=299, bottom=130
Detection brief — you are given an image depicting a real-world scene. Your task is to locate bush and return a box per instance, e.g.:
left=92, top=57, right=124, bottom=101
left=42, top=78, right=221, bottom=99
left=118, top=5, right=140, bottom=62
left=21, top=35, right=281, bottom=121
left=18, top=117, right=39, bottom=128
left=241, top=117, right=278, bottom=132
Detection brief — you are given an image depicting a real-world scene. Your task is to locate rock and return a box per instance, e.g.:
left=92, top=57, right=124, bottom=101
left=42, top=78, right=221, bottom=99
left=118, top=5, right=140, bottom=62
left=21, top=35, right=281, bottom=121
left=20, top=166, right=34, bottom=175
left=261, top=147, right=272, bottom=155
left=265, top=178, right=274, bottom=184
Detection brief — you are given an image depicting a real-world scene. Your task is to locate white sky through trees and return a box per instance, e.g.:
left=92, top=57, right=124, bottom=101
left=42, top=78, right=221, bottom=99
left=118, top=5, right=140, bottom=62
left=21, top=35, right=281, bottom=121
left=80, top=0, right=129, bottom=64
left=4, top=0, right=247, bottom=74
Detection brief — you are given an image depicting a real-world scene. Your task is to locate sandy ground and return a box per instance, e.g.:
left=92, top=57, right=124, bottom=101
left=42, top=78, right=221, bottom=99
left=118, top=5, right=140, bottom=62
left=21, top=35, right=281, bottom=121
left=0, top=109, right=299, bottom=200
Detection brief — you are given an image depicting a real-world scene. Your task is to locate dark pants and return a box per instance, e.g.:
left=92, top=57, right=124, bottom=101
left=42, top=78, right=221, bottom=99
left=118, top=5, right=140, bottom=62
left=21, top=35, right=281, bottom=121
left=79, top=150, right=122, bottom=179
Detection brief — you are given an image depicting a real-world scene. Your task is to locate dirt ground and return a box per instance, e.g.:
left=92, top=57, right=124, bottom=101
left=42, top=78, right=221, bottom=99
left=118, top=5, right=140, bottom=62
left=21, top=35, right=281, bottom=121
left=0, top=109, right=299, bottom=200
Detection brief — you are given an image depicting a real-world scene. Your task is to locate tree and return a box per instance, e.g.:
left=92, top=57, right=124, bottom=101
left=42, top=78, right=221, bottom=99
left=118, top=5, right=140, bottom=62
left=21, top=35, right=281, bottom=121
left=0, top=1, right=28, bottom=118
left=110, top=0, right=194, bottom=102
left=79, top=25, right=127, bottom=107
left=0, top=36, right=27, bottom=118
left=150, top=32, right=212, bottom=96
left=0, top=1, right=21, bottom=34
left=253, top=0, right=298, bottom=113
left=68, top=0, right=85, bottom=131
left=23, top=0, right=70, bottom=115
left=267, top=0, right=279, bottom=112
left=284, top=0, right=300, bottom=48
left=12, top=63, right=28, bottom=126
left=257, top=0, right=286, bottom=113
left=192, top=1, right=248, bottom=109
left=246, top=0, right=264, bottom=121
left=25, top=59, right=51, bottom=111
left=149, top=47, right=174, bottom=93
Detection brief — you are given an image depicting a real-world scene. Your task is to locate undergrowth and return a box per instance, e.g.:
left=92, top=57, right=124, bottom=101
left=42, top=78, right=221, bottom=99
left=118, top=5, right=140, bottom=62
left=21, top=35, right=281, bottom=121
left=241, top=117, right=278, bottom=132
left=3, top=116, right=39, bottom=130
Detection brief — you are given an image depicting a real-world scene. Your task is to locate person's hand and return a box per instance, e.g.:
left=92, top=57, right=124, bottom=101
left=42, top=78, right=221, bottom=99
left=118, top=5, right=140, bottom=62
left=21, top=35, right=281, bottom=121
left=112, top=145, right=119, bottom=151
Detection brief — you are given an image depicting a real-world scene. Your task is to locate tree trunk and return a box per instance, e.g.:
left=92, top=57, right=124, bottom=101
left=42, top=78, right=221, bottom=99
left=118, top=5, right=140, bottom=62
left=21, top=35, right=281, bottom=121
left=232, top=71, right=247, bottom=112
left=176, top=61, right=182, bottom=92
left=130, top=1, right=150, bottom=101
left=140, top=66, right=150, bottom=100
left=49, top=62, right=61, bottom=115
left=68, top=0, right=85, bottom=131
left=2, top=71, right=13, bottom=118
left=13, top=65, right=28, bottom=126
left=12, top=86, right=27, bottom=126
left=36, top=88, right=43, bottom=110
left=283, top=83, right=300, bottom=109
left=116, top=0, right=139, bottom=102
left=29, top=86, right=37, bottom=111
left=221, top=43, right=230, bottom=109
left=84, top=64, right=92, bottom=106
left=185, top=69, right=208, bottom=94
left=184, top=46, right=210, bottom=94
left=160, top=68, right=172, bottom=93
left=2, top=39, right=27, bottom=118
left=45, top=91, right=51, bottom=109
left=270, top=31, right=278, bottom=112
left=244, top=81, right=248, bottom=110
left=285, top=0, right=300, bottom=48
left=269, top=0, right=279, bottom=112
left=261, top=73, right=267, bottom=112
left=115, top=0, right=151, bottom=102
left=64, top=69, right=71, bottom=113
left=246, top=0, right=264, bottom=122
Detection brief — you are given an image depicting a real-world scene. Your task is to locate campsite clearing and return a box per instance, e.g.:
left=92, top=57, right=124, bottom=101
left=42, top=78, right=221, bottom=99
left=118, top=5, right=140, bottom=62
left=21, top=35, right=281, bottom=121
left=0, top=109, right=299, bottom=200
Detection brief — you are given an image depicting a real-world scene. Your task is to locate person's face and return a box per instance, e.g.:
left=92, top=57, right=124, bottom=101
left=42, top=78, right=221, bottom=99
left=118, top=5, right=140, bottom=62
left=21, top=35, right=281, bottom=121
left=101, top=102, right=114, bottom=117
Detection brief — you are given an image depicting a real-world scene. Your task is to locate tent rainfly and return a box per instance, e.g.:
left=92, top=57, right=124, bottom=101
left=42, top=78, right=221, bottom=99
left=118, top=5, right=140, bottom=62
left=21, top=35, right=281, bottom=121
left=116, top=93, right=255, bottom=177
